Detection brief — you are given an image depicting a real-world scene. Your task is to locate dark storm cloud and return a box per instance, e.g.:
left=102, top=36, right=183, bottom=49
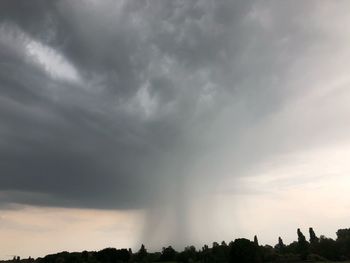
left=0, top=0, right=328, bottom=210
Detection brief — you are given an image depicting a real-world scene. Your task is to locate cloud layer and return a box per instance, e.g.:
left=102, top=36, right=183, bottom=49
left=1, top=0, right=350, bottom=249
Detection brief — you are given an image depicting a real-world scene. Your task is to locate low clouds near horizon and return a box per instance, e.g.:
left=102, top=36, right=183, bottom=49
left=1, top=0, right=350, bottom=258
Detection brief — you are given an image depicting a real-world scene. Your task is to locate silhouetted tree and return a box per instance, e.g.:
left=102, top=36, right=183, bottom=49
left=135, top=244, right=148, bottom=262
left=336, top=228, right=350, bottom=240
left=308, top=227, right=319, bottom=254
left=229, top=238, right=261, bottom=263
left=185, top=245, right=196, bottom=258
left=309, top=227, right=319, bottom=244
left=199, top=245, right=210, bottom=262
left=211, top=242, right=229, bottom=263
left=274, top=237, right=285, bottom=254
left=177, top=246, right=197, bottom=263
left=261, top=245, right=277, bottom=262
left=254, top=235, right=259, bottom=246
left=336, top=228, right=350, bottom=259
left=96, top=248, right=130, bottom=263
left=316, top=235, right=340, bottom=261
left=297, top=228, right=309, bottom=260
left=159, top=246, right=177, bottom=261
left=81, top=250, right=89, bottom=261
left=202, top=244, right=209, bottom=251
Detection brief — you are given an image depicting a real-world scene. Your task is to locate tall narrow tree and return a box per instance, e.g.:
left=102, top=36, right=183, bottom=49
left=297, top=228, right=309, bottom=260
left=254, top=235, right=259, bottom=246
left=309, top=227, right=319, bottom=244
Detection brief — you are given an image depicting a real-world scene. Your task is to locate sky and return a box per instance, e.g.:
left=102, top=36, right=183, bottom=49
left=1, top=0, right=350, bottom=259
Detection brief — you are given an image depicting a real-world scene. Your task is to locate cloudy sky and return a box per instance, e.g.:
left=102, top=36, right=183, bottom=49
left=1, top=0, right=350, bottom=259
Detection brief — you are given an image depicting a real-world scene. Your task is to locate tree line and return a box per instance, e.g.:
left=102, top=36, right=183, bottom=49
left=2, top=227, right=350, bottom=263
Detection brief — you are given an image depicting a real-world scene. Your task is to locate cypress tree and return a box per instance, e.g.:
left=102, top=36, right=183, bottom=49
left=254, top=235, right=259, bottom=246
left=297, top=228, right=309, bottom=260
left=309, top=227, right=319, bottom=244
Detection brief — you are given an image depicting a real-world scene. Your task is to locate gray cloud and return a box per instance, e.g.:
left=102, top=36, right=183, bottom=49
left=1, top=0, right=350, bottom=247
